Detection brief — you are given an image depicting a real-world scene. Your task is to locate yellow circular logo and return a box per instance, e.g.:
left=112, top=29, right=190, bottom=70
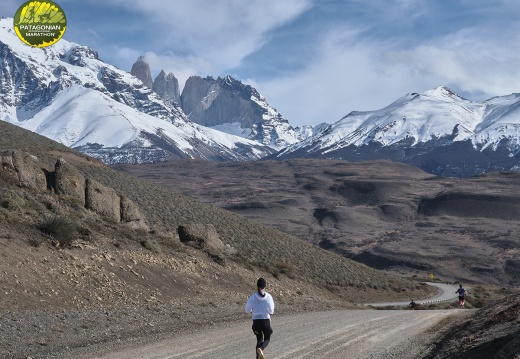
left=13, top=1, right=67, bottom=48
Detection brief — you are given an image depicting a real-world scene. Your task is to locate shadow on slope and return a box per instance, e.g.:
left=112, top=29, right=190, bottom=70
left=419, top=192, right=520, bottom=220
left=112, top=158, right=520, bottom=286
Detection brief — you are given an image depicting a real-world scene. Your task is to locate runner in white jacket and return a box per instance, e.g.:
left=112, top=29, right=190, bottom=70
left=245, top=278, right=275, bottom=359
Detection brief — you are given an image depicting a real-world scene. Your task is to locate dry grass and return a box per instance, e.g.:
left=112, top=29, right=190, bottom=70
left=0, top=120, right=435, bottom=303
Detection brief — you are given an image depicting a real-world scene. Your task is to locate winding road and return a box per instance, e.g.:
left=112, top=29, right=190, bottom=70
left=87, top=283, right=468, bottom=359
left=367, top=282, right=460, bottom=307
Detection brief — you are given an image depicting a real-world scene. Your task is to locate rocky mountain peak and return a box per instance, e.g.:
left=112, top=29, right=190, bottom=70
left=64, top=46, right=99, bottom=67
left=180, top=75, right=307, bottom=149
left=0, top=24, right=275, bottom=164
left=130, top=56, right=153, bottom=89
left=217, top=75, right=261, bottom=101
left=421, top=85, right=464, bottom=100
left=153, top=70, right=181, bottom=105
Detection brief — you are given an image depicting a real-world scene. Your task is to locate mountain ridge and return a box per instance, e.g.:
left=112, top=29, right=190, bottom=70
left=0, top=18, right=275, bottom=164
left=276, top=85, right=520, bottom=177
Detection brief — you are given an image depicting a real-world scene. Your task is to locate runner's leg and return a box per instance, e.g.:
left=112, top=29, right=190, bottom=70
left=261, top=320, right=273, bottom=350
left=252, top=321, right=265, bottom=357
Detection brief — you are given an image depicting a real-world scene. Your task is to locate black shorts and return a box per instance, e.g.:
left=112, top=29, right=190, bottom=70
left=459, top=296, right=465, bottom=301
left=252, top=319, right=273, bottom=338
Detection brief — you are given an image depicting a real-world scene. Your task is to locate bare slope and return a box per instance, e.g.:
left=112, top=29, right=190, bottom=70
left=0, top=120, right=436, bottom=303
left=424, top=293, right=520, bottom=358
left=0, top=120, right=436, bottom=357
left=113, top=158, right=520, bottom=286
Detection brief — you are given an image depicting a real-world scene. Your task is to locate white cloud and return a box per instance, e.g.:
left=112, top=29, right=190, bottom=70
left=386, top=27, right=520, bottom=99
left=260, top=21, right=520, bottom=126
left=260, top=29, right=420, bottom=126
left=107, top=0, right=312, bottom=72
left=142, top=52, right=213, bottom=90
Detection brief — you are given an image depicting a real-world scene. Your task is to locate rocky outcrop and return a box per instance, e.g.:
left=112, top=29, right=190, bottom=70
left=0, top=150, right=16, bottom=182
left=178, top=224, right=224, bottom=253
left=181, top=76, right=258, bottom=127
left=153, top=70, right=181, bottom=105
left=66, top=46, right=99, bottom=67
left=130, top=56, right=153, bottom=89
left=85, top=178, right=121, bottom=222
left=0, top=150, right=14, bottom=169
left=54, top=157, right=85, bottom=202
left=1, top=152, right=148, bottom=229
left=180, top=76, right=219, bottom=120
left=1, top=150, right=47, bottom=191
left=120, top=196, right=148, bottom=230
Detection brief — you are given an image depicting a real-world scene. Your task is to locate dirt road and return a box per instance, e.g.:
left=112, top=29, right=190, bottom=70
left=90, top=309, right=467, bottom=359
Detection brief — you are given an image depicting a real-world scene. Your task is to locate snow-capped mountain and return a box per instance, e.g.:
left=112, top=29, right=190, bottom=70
left=276, top=86, right=520, bottom=177
left=0, top=18, right=275, bottom=164
left=180, top=75, right=312, bottom=149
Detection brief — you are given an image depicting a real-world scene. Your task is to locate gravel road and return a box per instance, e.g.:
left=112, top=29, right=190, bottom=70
left=88, top=309, right=467, bottom=359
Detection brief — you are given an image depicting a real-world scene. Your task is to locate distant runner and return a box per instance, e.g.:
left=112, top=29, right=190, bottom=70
left=455, top=284, right=467, bottom=308
left=409, top=300, right=417, bottom=310
left=245, top=278, right=275, bottom=359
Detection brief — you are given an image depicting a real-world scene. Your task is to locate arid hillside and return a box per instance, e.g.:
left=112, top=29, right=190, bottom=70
left=114, top=158, right=520, bottom=286
left=0, top=120, right=436, bottom=357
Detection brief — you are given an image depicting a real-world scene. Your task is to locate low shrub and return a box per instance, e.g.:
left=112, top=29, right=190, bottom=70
left=37, top=215, right=77, bottom=247
left=78, top=226, right=92, bottom=241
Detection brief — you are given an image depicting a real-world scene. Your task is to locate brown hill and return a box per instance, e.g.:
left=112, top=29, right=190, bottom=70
left=424, top=293, right=520, bottom=358
left=0, top=120, right=435, bottom=357
left=113, top=158, right=520, bottom=286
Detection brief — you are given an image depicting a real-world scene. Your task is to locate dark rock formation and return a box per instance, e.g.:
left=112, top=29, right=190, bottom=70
left=153, top=70, right=181, bottom=105
left=66, top=46, right=99, bottom=67
left=0, top=150, right=15, bottom=180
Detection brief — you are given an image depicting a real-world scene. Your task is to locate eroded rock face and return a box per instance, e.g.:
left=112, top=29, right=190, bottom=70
left=120, top=196, right=149, bottom=230
left=7, top=151, right=48, bottom=191
left=2, top=150, right=149, bottom=229
left=54, top=158, right=85, bottom=202
left=178, top=224, right=224, bottom=252
left=179, top=75, right=301, bottom=149
left=0, top=150, right=14, bottom=169
left=85, top=178, right=121, bottom=222
left=0, top=150, right=17, bottom=183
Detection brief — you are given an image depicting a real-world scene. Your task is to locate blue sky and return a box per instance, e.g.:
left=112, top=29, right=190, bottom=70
left=2, top=0, right=520, bottom=126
